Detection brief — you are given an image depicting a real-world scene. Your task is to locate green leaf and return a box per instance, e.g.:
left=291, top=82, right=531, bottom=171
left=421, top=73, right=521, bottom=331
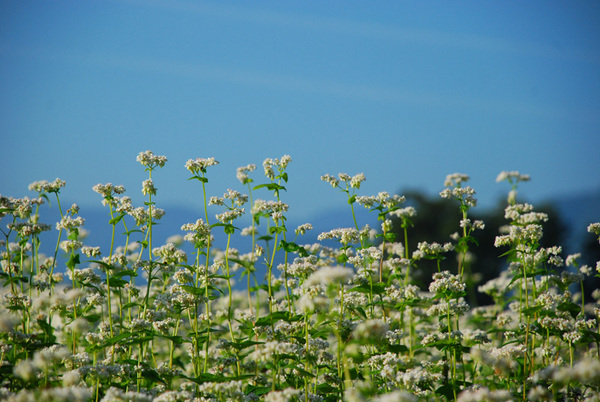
left=253, top=183, right=287, bottom=192
left=348, top=195, right=356, bottom=204
left=106, top=277, right=128, bottom=288
left=278, top=240, right=308, bottom=256
left=109, top=213, right=125, bottom=225
left=224, top=224, right=236, bottom=235
left=255, top=311, right=303, bottom=326
left=84, top=314, right=102, bottom=323
left=349, top=282, right=386, bottom=295
left=1, top=275, right=28, bottom=286
left=245, top=386, right=271, bottom=397
left=180, top=285, right=205, bottom=296
left=66, top=253, right=80, bottom=270
left=159, top=334, right=185, bottom=345
left=188, top=175, right=208, bottom=183
left=283, top=364, right=314, bottom=378
left=557, top=301, right=582, bottom=319
left=142, top=369, right=165, bottom=384
left=269, top=226, right=285, bottom=235
left=37, top=319, right=56, bottom=343
left=228, top=258, right=254, bottom=271
left=230, top=340, right=264, bottom=350
left=89, top=259, right=117, bottom=271
left=384, top=232, right=396, bottom=242
left=112, top=269, right=138, bottom=279
left=67, top=229, right=79, bottom=240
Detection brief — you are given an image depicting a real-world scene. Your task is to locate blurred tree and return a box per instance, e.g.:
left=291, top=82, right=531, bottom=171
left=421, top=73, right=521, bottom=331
left=389, top=190, right=566, bottom=306
left=579, top=229, right=600, bottom=305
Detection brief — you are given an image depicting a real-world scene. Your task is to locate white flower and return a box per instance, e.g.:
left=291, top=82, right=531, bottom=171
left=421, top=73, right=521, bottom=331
left=137, top=150, right=167, bottom=168
left=304, top=266, right=354, bottom=287
left=185, top=157, right=218, bottom=174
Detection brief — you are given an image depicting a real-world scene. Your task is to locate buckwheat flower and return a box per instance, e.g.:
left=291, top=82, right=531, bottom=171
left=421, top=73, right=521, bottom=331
left=295, top=223, right=313, bottom=236
left=185, top=157, right=218, bottom=175
left=69, top=267, right=101, bottom=284
left=460, top=219, right=485, bottom=231
left=381, top=219, right=393, bottom=232
left=321, top=174, right=339, bottom=188
left=444, top=173, right=470, bottom=187
left=318, top=228, right=360, bottom=245
left=288, top=255, right=318, bottom=278
left=490, top=343, right=526, bottom=359
left=81, top=246, right=101, bottom=257
left=56, top=215, right=85, bottom=231
left=153, top=317, right=178, bottom=334
left=173, top=269, right=193, bottom=284
left=44, top=178, right=66, bottom=193
left=353, top=319, right=389, bottom=341
left=33, top=345, right=71, bottom=370
left=304, top=266, right=354, bottom=288
left=216, top=208, right=245, bottom=223
left=426, top=299, right=469, bottom=317
left=137, top=150, right=167, bottom=169
left=415, top=241, right=454, bottom=258
left=440, top=186, right=477, bottom=207
left=429, top=271, right=466, bottom=294
left=255, top=245, right=264, bottom=256
left=141, top=178, right=156, bottom=196
left=28, top=180, right=50, bottom=193
left=262, top=158, right=276, bottom=179
left=153, top=243, right=187, bottom=264
left=209, top=195, right=224, bottom=206
left=0, top=312, right=20, bottom=333
left=496, top=171, right=530, bottom=183
left=390, top=206, right=417, bottom=220
left=236, top=163, right=256, bottom=184
left=13, top=359, right=37, bottom=382
left=128, top=318, right=151, bottom=332
left=462, top=329, right=491, bottom=344
left=356, top=195, right=376, bottom=208
left=565, top=252, right=581, bottom=267
left=60, top=239, right=82, bottom=252
left=350, top=173, right=366, bottom=189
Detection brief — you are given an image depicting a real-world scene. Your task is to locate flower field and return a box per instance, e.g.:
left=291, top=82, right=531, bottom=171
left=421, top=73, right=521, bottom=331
left=1, top=151, right=599, bottom=401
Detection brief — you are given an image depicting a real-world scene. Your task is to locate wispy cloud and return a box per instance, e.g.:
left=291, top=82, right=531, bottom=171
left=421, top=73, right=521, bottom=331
left=2, top=41, right=596, bottom=123
left=123, top=0, right=599, bottom=64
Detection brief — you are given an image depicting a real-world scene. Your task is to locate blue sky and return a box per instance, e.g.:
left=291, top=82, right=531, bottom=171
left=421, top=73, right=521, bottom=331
left=1, top=0, right=599, bottom=221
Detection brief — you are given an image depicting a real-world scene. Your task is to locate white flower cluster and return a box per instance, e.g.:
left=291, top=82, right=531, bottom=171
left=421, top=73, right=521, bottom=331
left=444, top=173, right=470, bottom=187
left=252, top=199, right=289, bottom=221
left=303, top=266, right=354, bottom=288
left=353, top=319, right=389, bottom=340
left=137, top=150, right=167, bottom=169
left=321, top=172, right=366, bottom=190
left=92, top=182, right=126, bottom=198
left=356, top=192, right=405, bottom=210
left=317, top=228, right=360, bottom=245
left=496, top=171, right=530, bottom=183
left=181, top=219, right=212, bottom=245
left=262, top=155, right=291, bottom=180
left=56, top=215, right=85, bottom=231
left=236, top=163, right=256, bottom=184
left=185, top=157, right=218, bottom=174
left=28, top=178, right=66, bottom=194
left=412, top=241, right=454, bottom=260
left=429, top=271, right=466, bottom=295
